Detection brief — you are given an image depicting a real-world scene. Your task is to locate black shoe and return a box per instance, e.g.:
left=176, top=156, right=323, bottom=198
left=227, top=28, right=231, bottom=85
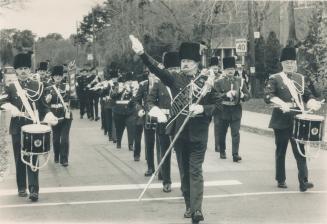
left=18, top=190, right=28, bottom=197
left=184, top=208, right=192, bottom=218
left=104, top=130, right=108, bottom=135
left=277, top=182, right=288, bottom=188
left=192, top=210, right=204, bottom=223
left=134, top=156, right=140, bottom=161
left=163, top=183, right=171, bottom=193
left=144, top=169, right=154, bottom=177
left=128, top=144, right=134, bottom=151
left=54, top=158, right=59, bottom=163
left=113, top=139, right=117, bottom=144
left=61, top=162, right=69, bottom=167
left=300, top=182, right=314, bottom=192
left=29, top=192, right=39, bottom=202
left=117, top=142, right=121, bottom=149
left=220, top=152, right=226, bottom=159
left=95, top=117, right=100, bottom=121
left=233, top=154, right=242, bottom=162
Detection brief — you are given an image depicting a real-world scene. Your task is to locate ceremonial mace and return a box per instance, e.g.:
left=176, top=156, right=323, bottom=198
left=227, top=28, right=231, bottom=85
left=137, top=70, right=214, bottom=201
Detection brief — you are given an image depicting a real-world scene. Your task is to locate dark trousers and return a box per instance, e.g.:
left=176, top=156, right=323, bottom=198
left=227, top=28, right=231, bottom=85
left=144, top=128, right=156, bottom=171
left=175, top=137, right=207, bottom=213
left=12, top=134, right=39, bottom=193
left=114, top=113, right=135, bottom=146
left=79, top=92, right=87, bottom=117
left=218, top=118, right=241, bottom=155
left=214, top=114, right=220, bottom=152
left=52, top=119, right=72, bottom=164
left=273, top=128, right=308, bottom=185
left=156, top=132, right=171, bottom=185
left=134, top=124, right=143, bottom=158
left=104, top=108, right=116, bottom=141
left=87, top=94, right=99, bottom=119
left=100, top=101, right=105, bottom=129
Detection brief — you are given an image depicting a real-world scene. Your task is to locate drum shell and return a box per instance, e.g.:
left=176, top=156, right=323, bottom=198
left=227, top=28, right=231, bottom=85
left=22, top=130, right=51, bottom=153
left=293, top=116, right=325, bottom=142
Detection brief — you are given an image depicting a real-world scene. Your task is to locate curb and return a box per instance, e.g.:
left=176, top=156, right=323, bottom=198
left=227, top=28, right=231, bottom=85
left=241, top=125, right=274, bottom=137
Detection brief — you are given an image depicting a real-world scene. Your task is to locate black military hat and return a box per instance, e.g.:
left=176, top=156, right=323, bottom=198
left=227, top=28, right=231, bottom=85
left=51, top=65, right=64, bottom=76
left=209, top=57, right=219, bottom=66
left=280, top=47, right=296, bottom=62
left=38, top=62, right=48, bottom=71
left=13, top=53, right=32, bottom=69
left=163, top=51, right=180, bottom=68
left=223, top=57, right=236, bottom=69
left=179, top=42, right=201, bottom=62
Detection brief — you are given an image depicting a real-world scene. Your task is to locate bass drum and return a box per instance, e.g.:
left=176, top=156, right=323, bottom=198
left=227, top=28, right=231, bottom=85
left=292, top=114, right=325, bottom=143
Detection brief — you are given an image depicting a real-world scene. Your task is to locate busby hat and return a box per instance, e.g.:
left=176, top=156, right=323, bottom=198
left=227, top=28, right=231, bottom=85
left=209, top=57, right=219, bottom=66
left=51, top=65, right=64, bottom=76
left=163, top=52, right=180, bottom=68
left=280, top=47, right=296, bottom=62
left=179, top=42, right=201, bottom=62
left=223, top=57, right=236, bottom=69
left=13, top=53, right=32, bottom=69
left=38, top=62, right=48, bottom=71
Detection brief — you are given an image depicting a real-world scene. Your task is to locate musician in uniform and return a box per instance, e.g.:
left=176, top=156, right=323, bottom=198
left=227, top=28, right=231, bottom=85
left=264, top=47, right=322, bottom=191
left=45, top=65, right=72, bottom=166
left=0, top=53, right=58, bottom=201
left=76, top=67, right=89, bottom=119
left=209, top=57, right=222, bottom=153
left=147, top=51, right=180, bottom=192
left=214, top=57, right=250, bottom=161
left=130, top=36, right=221, bottom=224
left=110, top=72, right=136, bottom=150
left=86, top=67, right=101, bottom=121
left=38, top=61, right=51, bottom=85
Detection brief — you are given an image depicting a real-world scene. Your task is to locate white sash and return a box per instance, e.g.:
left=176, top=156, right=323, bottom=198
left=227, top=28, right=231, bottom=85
left=280, top=72, right=304, bottom=111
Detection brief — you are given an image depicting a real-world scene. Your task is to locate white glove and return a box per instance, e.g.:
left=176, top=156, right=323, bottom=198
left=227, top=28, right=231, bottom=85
left=189, top=104, right=204, bottom=116
left=307, top=99, right=321, bottom=111
left=43, top=112, right=58, bottom=126
left=240, top=91, right=245, bottom=99
left=138, top=109, right=145, bottom=117
left=157, top=114, right=168, bottom=123
left=226, top=90, right=236, bottom=99
left=280, top=102, right=290, bottom=113
left=148, top=106, right=167, bottom=123
left=1, top=103, right=22, bottom=117
left=129, top=35, right=144, bottom=55
left=45, top=94, right=52, bottom=103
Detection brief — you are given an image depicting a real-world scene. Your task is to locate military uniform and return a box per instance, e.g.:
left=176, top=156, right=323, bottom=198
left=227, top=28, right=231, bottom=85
left=147, top=80, right=172, bottom=186
left=264, top=71, right=315, bottom=189
left=1, top=79, right=50, bottom=198
left=76, top=73, right=88, bottom=118
left=86, top=73, right=101, bottom=120
left=46, top=79, right=72, bottom=166
left=214, top=75, right=250, bottom=160
left=139, top=52, right=221, bottom=218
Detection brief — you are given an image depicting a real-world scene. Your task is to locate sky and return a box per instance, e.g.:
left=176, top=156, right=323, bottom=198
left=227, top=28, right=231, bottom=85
left=0, top=0, right=106, bottom=38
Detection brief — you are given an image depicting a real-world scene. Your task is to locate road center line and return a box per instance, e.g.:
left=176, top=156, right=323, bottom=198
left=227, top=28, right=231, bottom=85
left=0, top=180, right=242, bottom=196
left=0, top=191, right=326, bottom=209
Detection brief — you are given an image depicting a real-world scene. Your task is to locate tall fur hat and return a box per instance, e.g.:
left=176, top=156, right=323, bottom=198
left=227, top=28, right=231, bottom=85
left=163, top=52, right=180, bottom=68
left=179, top=42, right=201, bottom=62
left=280, top=47, right=296, bottom=62
left=51, top=65, right=64, bottom=76
left=13, top=53, right=32, bottom=69
left=223, top=57, right=236, bottom=69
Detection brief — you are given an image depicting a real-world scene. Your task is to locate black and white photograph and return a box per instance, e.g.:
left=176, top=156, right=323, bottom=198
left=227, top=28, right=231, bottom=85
left=0, top=0, right=326, bottom=223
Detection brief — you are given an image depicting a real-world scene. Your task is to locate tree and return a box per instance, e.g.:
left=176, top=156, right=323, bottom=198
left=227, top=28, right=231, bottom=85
left=265, top=31, right=281, bottom=76
left=0, top=29, right=17, bottom=66
left=12, top=29, right=35, bottom=52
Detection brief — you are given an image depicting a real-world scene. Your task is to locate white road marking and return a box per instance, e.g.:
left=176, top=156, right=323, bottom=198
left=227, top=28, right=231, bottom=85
left=0, top=190, right=326, bottom=209
left=0, top=180, right=242, bottom=196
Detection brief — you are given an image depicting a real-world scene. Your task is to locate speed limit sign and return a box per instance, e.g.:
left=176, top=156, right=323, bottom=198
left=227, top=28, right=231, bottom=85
left=235, top=39, right=247, bottom=53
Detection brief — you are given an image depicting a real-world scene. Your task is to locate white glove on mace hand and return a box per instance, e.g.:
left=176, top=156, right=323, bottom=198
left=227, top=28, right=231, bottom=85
left=138, top=109, right=145, bottom=118
left=43, top=112, right=58, bottom=126
left=129, top=35, right=144, bottom=55
left=226, top=90, right=236, bottom=99
left=1, top=103, right=22, bottom=117
left=45, top=94, right=52, bottom=103
left=307, top=99, right=322, bottom=111
left=189, top=104, right=204, bottom=116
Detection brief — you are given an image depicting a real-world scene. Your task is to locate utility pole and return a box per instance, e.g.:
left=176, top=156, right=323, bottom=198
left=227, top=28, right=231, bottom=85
left=92, top=8, right=96, bottom=68
left=248, top=0, right=256, bottom=97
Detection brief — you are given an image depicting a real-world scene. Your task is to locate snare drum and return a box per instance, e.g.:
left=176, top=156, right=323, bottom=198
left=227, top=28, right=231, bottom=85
left=292, top=114, right=325, bottom=143
left=145, top=115, right=157, bottom=130
left=21, top=124, right=52, bottom=171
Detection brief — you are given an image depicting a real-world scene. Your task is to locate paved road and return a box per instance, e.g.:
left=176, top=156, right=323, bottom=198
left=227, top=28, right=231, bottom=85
left=0, top=110, right=326, bottom=224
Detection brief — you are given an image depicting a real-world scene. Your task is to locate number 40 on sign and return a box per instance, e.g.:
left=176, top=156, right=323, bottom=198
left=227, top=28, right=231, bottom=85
left=235, top=39, right=247, bottom=54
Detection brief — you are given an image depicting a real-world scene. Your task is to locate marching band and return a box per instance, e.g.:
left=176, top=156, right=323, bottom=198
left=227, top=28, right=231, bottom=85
left=0, top=36, right=325, bottom=224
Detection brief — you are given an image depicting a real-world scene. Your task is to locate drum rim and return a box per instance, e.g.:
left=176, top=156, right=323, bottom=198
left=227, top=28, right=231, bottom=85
left=295, top=114, right=325, bottom=121
left=21, top=124, right=51, bottom=133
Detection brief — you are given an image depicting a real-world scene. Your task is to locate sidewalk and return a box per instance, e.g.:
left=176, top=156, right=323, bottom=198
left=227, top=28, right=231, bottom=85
left=241, top=110, right=273, bottom=136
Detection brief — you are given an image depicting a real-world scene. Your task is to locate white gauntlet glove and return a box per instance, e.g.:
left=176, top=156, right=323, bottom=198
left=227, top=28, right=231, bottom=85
left=138, top=109, right=145, bottom=118
left=43, top=112, right=58, bottom=126
left=280, top=102, right=290, bottom=113
left=189, top=104, right=204, bottom=116
left=226, top=90, right=236, bottom=99
left=1, top=103, right=22, bottom=117
left=129, top=35, right=144, bottom=55
left=307, top=99, right=322, bottom=111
